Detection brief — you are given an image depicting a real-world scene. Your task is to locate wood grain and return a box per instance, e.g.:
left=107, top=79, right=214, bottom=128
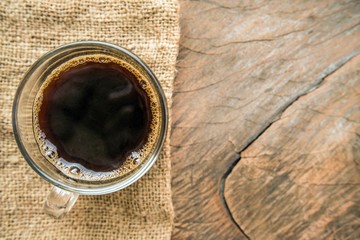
left=172, top=0, right=360, bottom=239
left=225, top=55, right=360, bottom=239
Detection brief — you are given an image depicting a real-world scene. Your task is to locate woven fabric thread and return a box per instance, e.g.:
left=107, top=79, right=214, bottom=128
left=0, top=0, right=179, bottom=239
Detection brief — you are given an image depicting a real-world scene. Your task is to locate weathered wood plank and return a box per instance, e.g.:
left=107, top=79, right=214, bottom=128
left=225, top=55, right=360, bottom=239
left=172, top=0, right=360, bottom=238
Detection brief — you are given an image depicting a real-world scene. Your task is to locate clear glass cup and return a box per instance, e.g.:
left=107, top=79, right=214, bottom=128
left=12, top=41, right=168, bottom=218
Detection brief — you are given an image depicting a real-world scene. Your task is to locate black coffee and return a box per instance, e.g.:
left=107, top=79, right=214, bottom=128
left=34, top=55, right=158, bottom=178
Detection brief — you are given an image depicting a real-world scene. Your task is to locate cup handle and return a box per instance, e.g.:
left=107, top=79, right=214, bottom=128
left=43, top=186, right=79, bottom=219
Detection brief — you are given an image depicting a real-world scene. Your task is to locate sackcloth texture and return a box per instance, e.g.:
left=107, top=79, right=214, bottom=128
left=0, top=0, right=179, bottom=239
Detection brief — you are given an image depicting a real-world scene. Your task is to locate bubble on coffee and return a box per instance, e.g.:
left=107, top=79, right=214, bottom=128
left=33, top=54, right=162, bottom=181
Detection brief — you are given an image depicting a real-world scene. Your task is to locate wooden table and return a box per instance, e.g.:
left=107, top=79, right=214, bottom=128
left=171, top=0, right=360, bottom=239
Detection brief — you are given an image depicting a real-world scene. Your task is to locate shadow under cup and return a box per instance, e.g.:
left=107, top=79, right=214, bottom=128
left=12, top=41, right=168, bottom=195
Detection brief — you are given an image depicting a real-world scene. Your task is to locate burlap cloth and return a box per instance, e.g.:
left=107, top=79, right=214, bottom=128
left=0, top=0, right=179, bottom=239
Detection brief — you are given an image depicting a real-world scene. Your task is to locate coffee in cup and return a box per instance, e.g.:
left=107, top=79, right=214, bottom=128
left=33, top=54, right=161, bottom=181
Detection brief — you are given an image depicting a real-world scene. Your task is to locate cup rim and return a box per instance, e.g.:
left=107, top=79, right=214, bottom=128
left=12, top=40, right=168, bottom=195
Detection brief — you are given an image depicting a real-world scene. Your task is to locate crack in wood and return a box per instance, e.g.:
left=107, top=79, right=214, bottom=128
left=210, top=28, right=309, bottom=48
left=219, top=49, right=360, bottom=239
left=187, top=0, right=264, bottom=11
left=220, top=159, right=251, bottom=239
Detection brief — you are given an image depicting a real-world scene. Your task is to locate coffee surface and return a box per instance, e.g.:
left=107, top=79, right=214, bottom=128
left=33, top=55, right=160, bottom=180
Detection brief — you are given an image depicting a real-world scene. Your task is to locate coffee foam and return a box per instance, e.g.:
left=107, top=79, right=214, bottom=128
left=33, top=54, right=162, bottom=182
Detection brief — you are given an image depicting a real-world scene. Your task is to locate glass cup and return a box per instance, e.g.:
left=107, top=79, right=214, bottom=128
left=12, top=41, right=168, bottom=218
